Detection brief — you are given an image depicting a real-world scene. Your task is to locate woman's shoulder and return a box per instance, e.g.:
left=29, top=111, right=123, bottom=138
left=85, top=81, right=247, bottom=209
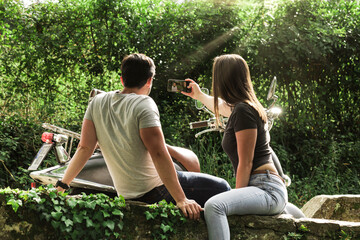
left=229, top=102, right=259, bottom=130
left=233, top=102, right=255, bottom=113
left=231, top=102, right=260, bottom=121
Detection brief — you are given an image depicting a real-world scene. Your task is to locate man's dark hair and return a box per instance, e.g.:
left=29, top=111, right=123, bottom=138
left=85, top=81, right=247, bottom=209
left=120, top=53, right=155, bottom=88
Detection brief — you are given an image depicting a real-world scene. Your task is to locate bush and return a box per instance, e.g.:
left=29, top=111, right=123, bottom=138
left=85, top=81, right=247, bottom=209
left=0, top=0, right=359, bottom=205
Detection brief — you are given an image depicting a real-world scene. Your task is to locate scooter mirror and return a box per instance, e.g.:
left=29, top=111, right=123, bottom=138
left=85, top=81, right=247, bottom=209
left=195, top=88, right=209, bottom=110
left=267, top=77, right=277, bottom=101
left=89, top=89, right=105, bottom=103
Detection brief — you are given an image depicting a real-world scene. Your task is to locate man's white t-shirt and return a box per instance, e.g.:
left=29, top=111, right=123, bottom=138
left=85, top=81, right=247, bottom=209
left=84, top=91, right=163, bottom=199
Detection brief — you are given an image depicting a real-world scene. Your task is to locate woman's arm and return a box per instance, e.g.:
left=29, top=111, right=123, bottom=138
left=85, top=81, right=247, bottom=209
left=57, top=119, right=97, bottom=191
left=235, top=128, right=257, bottom=188
left=181, top=79, right=232, bottom=117
left=166, top=144, right=200, bottom=172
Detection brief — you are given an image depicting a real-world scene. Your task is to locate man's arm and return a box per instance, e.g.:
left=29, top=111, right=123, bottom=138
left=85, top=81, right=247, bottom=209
left=57, top=119, right=97, bottom=191
left=140, top=126, right=202, bottom=220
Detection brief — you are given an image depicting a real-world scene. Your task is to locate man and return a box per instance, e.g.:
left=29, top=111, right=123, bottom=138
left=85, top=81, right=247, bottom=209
left=56, top=53, right=230, bottom=220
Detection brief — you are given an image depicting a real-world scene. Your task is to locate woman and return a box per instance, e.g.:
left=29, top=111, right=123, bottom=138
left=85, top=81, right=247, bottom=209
left=182, top=54, right=288, bottom=239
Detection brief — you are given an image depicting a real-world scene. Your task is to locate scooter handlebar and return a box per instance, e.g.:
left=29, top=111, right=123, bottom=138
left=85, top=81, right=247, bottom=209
left=190, top=121, right=209, bottom=129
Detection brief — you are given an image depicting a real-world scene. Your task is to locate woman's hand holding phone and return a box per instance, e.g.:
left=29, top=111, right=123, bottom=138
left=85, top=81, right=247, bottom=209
left=181, top=79, right=203, bottom=100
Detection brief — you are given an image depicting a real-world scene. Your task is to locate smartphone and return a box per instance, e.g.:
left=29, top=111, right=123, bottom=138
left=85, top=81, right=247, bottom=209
left=167, top=79, right=191, bottom=93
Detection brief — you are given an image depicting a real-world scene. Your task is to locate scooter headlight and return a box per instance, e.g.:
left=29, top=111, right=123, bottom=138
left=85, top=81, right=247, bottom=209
left=269, top=107, right=282, bottom=115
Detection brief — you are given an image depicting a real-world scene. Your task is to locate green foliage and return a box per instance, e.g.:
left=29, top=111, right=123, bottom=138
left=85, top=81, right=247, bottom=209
left=0, top=185, right=126, bottom=239
left=284, top=232, right=304, bottom=240
left=144, top=200, right=187, bottom=240
left=190, top=134, right=236, bottom=187
left=339, top=230, right=353, bottom=240
left=284, top=226, right=355, bottom=240
left=254, top=0, right=360, bottom=139
left=0, top=114, right=41, bottom=188
left=274, top=137, right=360, bottom=206
left=0, top=0, right=359, bottom=207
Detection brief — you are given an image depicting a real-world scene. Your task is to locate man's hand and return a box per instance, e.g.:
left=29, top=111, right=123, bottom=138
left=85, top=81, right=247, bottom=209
left=56, top=186, right=66, bottom=193
left=176, top=198, right=203, bottom=220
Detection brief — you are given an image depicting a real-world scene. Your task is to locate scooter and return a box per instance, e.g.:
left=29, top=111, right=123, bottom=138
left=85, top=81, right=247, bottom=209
left=28, top=78, right=304, bottom=218
left=28, top=88, right=187, bottom=198
left=28, top=123, right=117, bottom=197
left=28, top=123, right=186, bottom=198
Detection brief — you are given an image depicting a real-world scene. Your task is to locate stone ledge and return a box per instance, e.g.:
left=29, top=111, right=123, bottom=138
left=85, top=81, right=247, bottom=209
left=1, top=194, right=360, bottom=239
left=226, top=214, right=360, bottom=240
left=302, top=195, right=360, bottom=222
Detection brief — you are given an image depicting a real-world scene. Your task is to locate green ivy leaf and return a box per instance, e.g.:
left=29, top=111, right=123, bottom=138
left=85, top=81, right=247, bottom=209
left=71, top=230, right=81, bottom=239
left=32, top=196, right=43, bottom=204
left=73, top=213, right=84, bottom=223
left=85, top=200, right=96, bottom=210
left=64, top=218, right=73, bottom=227
left=54, top=206, right=62, bottom=212
left=299, top=224, right=309, bottom=232
left=103, top=220, right=115, bottom=231
left=100, top=202, right=109, bottom=209
left=86, top=218, right=94, bottom=228
left=49, top=191, right=57, bottom=199
left=67, top=198, right=77, bottom=209
left=117, top=221, right=124, bottom=231
left=94, top=211, right=103, bottom=221
left=170, top=209, right=176, bottom=216
left=102, top=210, right=110, bottom=218
left=18, top=192, right=29, bottom=201
left=145, top=211, right=155, bottom=220
left=112, top=208, right=123, bottom=217
left=7, top=198, right=22, bottom=212
left=51, top=220, right=61, bottom=229
left=42, top=213, right=51, bottom=222
left=160, top=223, right=172, bottom=233
left=51, top=211, right=62, bottom=221
left=77, top=200, right=85, bottom=208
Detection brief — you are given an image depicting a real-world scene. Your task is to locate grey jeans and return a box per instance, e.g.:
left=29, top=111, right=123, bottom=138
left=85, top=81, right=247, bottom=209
left=204, top=171, right=288, bottom=240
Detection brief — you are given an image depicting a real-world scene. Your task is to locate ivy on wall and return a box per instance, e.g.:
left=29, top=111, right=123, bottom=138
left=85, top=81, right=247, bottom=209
left=1, top=186, right=125, bottom=239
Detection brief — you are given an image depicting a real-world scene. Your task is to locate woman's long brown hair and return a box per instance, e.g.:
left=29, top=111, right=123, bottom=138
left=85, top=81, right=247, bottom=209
left=212, top=54, right=267, bottom=124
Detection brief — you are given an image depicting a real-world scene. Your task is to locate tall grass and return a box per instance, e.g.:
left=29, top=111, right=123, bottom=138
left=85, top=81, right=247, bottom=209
left=188, top=133, right=235, bottom=188
left=186, top=132, right=360, bottom=207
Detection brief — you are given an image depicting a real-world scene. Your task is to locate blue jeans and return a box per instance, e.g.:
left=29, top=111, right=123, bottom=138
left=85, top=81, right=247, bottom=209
left=204, top=172, right=288, bottom=240
left=132, top=171, right=231, bottom=207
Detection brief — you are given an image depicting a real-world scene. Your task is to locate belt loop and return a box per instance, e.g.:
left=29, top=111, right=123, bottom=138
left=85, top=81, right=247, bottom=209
left=266, top=170, right=270, bottom=179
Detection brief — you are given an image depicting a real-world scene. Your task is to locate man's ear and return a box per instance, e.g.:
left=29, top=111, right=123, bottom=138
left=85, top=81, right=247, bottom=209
left=120, top=76, right=124, bottom=87
left=146, top=77, right=153, bottom=87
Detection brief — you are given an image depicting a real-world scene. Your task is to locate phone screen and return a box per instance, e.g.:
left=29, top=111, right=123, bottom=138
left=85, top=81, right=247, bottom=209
left=167, top=79, right=191, bottom=93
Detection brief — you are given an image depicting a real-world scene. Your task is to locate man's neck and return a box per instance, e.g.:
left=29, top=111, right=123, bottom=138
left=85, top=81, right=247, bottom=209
left=121, top=87, right=147, bottom=95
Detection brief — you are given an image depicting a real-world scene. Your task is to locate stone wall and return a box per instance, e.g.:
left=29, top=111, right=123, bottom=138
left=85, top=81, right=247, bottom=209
left=1, top=194, right=360, bottom=239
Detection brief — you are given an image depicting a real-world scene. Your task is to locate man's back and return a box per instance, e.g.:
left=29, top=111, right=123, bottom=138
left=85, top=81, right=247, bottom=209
left=84, top=91, right=163, bottom=198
